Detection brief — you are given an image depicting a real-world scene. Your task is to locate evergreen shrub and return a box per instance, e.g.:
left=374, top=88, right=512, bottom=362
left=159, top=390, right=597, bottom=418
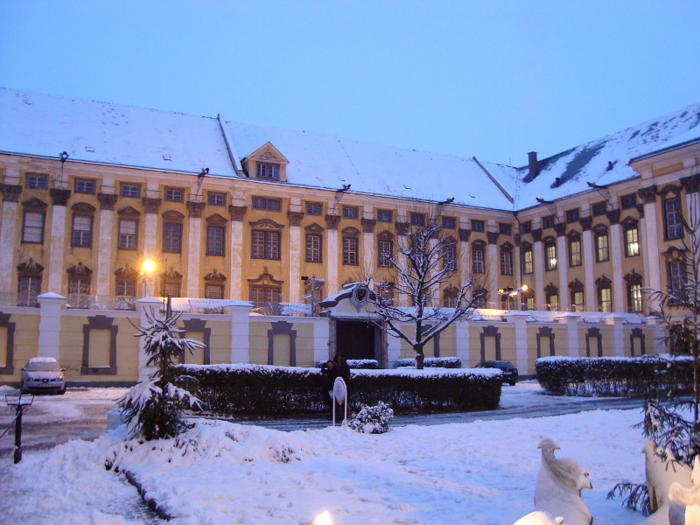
left=172, top=364, right=501, bottom=415
left=535, top=355, right=693, bottom=397
left=395, top=357, right=462, bottom=368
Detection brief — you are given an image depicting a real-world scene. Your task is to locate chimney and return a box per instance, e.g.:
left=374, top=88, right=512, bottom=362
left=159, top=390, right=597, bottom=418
left=528, top=151, right=539, bottom=179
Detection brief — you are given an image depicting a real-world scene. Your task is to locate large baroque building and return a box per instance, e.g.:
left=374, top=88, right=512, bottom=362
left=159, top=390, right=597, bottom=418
left=0, top=88, right=699, bottom=383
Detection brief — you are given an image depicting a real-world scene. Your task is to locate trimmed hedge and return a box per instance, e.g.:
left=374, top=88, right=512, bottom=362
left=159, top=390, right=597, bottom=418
left=315, top=359, right=379, bottom=369
left=395, top=357, right=462, bottom=368
left=535, top=355, right=694, bottom=397
left=171, top=364, right=501, bottom=415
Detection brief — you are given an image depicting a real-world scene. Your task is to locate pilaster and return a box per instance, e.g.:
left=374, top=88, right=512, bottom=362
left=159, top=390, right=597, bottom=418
left=37, top=293, right=65, bottom=360
left=503, top=311, right=529, bottom=374
left=224, top=301, right=254, bottom=363
left=135, top=297, right=164, bottom=380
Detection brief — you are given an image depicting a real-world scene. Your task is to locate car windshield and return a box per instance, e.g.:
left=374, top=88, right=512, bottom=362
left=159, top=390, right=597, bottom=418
left=494, top=361, right=514, bottom=369
left=26, top=360, right=60, bottom=372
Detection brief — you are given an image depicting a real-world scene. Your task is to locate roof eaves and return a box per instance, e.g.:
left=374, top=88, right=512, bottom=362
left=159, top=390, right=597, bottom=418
left=629, top=136, right=700, bottom=164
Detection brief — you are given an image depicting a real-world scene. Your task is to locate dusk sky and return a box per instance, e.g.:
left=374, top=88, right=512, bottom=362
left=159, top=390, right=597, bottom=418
left=1, top=1, right=698, bottom=167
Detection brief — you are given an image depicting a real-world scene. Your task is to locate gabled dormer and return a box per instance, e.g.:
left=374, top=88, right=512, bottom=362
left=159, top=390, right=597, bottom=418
left=241, top=142, right=289, bottom=182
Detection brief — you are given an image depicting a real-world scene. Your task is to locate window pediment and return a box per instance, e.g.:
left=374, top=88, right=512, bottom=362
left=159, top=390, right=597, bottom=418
left=162, top=210, right=185, bottom=222
left=204, top=269, right=227, bottom=282
left=67, top=262, right=93, bottom=276
left=249, top=218, right=284, bottom=230
left=117, top=206, right=141, bottom=217
left=544, top=283, right=559, bottom=294
left=624, top=270, right=643, bottom=284
left=377, top=230, right=395, bottom=241
left=659, top=184, right=682, bottom=198
left=245, top=142, right=290, bottom=165
left=621, top=216, right=639, bottom=227
left=595, top=275, right=612, bottom=288
left=305, top=222, right=325, bottom=233
left=500, top=241, right=513, bottom=250
left=569, top=278, right=585, bottom=292
left=566, top=229, right=581, bottom=239
left=71, top=202, right=96, bottom=213
left=472, top=239, right=486, bottom=248
left=17, top=258, right=44, bottom=275
left=161, top=267, right=183, bottom=280
left=114, top=265, right=139, bottom=280
left=342, top=227, right=361, bottom=237
left=205, top=213, right=228, bottom=225
left=248, top=267, right=284, bottom=285
left=22, top=197, right=48, bottom=209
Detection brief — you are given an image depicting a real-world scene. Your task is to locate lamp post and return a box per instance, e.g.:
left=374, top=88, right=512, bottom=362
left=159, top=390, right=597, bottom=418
left=5, top=393, right=34, bottom=464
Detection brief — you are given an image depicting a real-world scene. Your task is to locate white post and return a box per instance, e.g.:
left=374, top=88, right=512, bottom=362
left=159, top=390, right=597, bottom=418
left=503, top=311, right=529, bottom=376
left=605, top=314, right=626, bottom=357
left=332, top=376, right=348, bottom=425
left=224, top=301, right=253, bottom=363
left=558, top=311, right=582, bottom=358
left=37, top=293, right=65, bottom=359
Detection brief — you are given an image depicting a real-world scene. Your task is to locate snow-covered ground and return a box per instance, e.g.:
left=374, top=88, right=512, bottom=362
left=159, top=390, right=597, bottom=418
left=0, top=383, right=649, bottom=525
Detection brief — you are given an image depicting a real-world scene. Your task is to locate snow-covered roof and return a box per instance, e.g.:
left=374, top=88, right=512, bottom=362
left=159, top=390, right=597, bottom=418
left=1, top=88, right=699, bottom=212
left=511, top=103, right=700, bottom=209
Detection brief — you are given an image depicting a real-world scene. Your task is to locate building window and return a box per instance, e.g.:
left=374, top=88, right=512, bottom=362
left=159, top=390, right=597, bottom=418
left=75, top=178, right=96, bottom=194
left=378, top=239, right=393, bottom=267
left=252, top=230, right=280, bottom=260
left=444, top=243, right=457, bottom=271
left=667, top=254, right=686, bottom=292
left=565, top=209, right=580, bottom=224
left=162, top=281, right=181, bottom=297
left=410, top=212, right=425, bottom=226
left=523, top=245, right=533, bottom=275
left=443, top=286, right=459, bottom=308
left=205, top=284, right=224, bottom=300
left=442, top=216, right=456, bottom=229
left=572, top=291, right=584, bottom=311
left=525, top=296, right=535, bottom=311
left=599, top=287, right=612, bottom=312
left=116, top=279, right=136, bottom=298
left=18, top=275, right=41, bottom=307
left=68, top=276, right=91, bottom=301
left=206, top=226, right=225, bottom=256
left=118, top=219, right=138, bottom=250
left=250, top=285, right=281, bottom=305
left=208, top=192, right=226, bottom=206
left=521, top=221, right=532, bottom=234
left=569, top=237, right=582, bottom=267
left=500, top=248, right=513, bottom=275
left=620, top=193, right=637, bottom=209
left=26, top=173, right=48, bottom=189
left=256, top=163, right=279, bottom=179
left=71, top=215, right=93, bottom=247
left=471, top=219, right=485, bottom=232
left=592, top=201, right=607, bottom=217
left=343, top=206, right=359, bottom=219
left=547, top=293, right=559, bottom=311
left=163, top=222, right=182, bottom=253
left=306, top=234, right=322, bottom=263
left=664, top=196, right=683, bottom=240
left=377, top=209, right=393, bottom=223
left=472, top=244, right=485, bottom=274
left=542, top=215, right=555, bottom=229
left=595, top=231, right=609, bottom=262
left=252, top=197, right=281, bottom=211
left=22, top=211, right=45, bottom=243
left=306, top=202, right=322, bottom=215
left=120, top=183, right=141, bottom=198
left=545, top=241, right=557, bottom=271
left=164, top=187, right=184, bottom=202
left=629, top=283, right=643, bottom=313
left=343, top=237, right=359, bottom=265
left=625, top=226, right=640, bottom=257
left=499, top=223, right=512, bottom=235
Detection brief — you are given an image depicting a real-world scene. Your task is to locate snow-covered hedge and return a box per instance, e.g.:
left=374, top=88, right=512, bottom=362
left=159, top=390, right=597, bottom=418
left=395, top=357, right=462, bottom=368
left=171, top=364, right=501, bottom=415
left=535, top=355, right=693, bottom=397
left=315, top=359, right=379, bottom=369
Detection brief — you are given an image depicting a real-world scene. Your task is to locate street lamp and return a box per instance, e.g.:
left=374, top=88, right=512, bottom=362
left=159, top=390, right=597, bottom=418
left=140, top=259, right=156, bottom=297
left=5, top=393, right=34, bottom=464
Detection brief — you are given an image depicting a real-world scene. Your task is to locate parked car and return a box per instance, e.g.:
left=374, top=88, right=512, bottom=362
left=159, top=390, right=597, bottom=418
left=475, top=360, right=519, bottom=386
left=20, top=357, right=66, bottom=395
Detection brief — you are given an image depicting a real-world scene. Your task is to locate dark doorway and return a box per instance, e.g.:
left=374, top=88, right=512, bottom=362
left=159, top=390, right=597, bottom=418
left=335, top=320, right=376, bottom=361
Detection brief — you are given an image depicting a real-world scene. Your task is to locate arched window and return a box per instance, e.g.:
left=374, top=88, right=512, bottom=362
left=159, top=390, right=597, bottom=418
left=594, top=225, right=609, bottom=263
left=522, top=242, right=533, bottom=275
left=624, top=270, right=644, bottom=313
left=204, top=269, right=227, bottom=300
left=66, top=262, right=93, bottom=308
left=544, top=283, right=559, bottom=311
left=569, top=278, right=585, bottom=312
left=443, top=285, right=459, bottom=308
left=596, top=275, right=613, bottom=312
left=567, top=231, right=582, bottom=267
left=160, top=267, right=183, bottom=298
left=622, top=217, right=640, bottom=257
left=543, top=237, right=557, bottom=271
left=114, top=265, right=139, bottom=310
left=660, top=185, right=683, bottom=240
left=472, top=240, right=486, bottom=274
left=16, top=258, right=44, bottom=307
left=500, top=242, right=513, bottom=276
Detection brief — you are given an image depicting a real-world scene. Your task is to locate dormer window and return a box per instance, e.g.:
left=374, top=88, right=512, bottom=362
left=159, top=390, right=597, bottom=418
left=257, top=163, right=279, bottom=180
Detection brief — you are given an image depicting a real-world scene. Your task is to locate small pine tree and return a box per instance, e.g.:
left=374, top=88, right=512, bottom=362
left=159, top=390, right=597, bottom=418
left=118, top=309, right=205, bottom=441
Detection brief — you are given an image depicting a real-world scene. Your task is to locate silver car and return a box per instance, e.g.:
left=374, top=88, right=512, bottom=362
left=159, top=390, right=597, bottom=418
left=20, top=357, right=66, bottom=395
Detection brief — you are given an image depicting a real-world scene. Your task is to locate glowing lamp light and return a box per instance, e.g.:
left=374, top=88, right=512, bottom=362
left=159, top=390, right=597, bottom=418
left=141, top=260, right=156, bottom=275
left=311, top=510, right=333, bottom=525
left=521, top=284, right=528, bottom=292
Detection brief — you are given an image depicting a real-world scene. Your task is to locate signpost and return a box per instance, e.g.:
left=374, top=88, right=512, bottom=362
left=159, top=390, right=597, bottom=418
left=332, top=377, right=347, bottom=426
left=5, top=393, right=34, bottom=464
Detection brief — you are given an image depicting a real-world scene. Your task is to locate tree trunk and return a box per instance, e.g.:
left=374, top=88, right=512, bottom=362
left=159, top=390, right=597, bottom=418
left=415, top=351, right=425, bottom=370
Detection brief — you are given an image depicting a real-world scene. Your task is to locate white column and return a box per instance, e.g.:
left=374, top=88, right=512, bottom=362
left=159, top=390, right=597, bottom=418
left=326, top=215, right=340, bottom=295
left=559, top=312, right=581, bottom=358
left=640, top=188, right=661, bottom=296
left=0, top=186, right=20, bottom=292
left=362, top=215, right=376, bottom=277
left=228, top=205, right=246, bottom=301
left=557, top=233, right=569, bottom=311
left=487, top=237, right=499, bottom=307
left=605, top=314, right=626, bottom=357
left=312, top=318, right=330, bottom=365
left=186, top=202, right=204, bottom=298
left=459, top=230, right=471, bottom=284
left=582, top=226, right=596, bottom=311
left=610, top=220, right=624, bottom=313
left=47, top=192, right=69, bottom=293
left=224, top=301, right=253, bottom=364
left=503, top=311, right=529, bottom=375
left=454, top=318, right=471, bottom=367
left=135, top=297, right=164, bottom=380
left=142, top=197, right=161, bottom=265
left=386, top=330, right=402, bottom=367
left=37, top=293, right=65, bottom=359
left=288, top=209, right=303, bottom=302
left=96, top=194, right=117, bottom=297
left=534, top=238, right=544, bottom=308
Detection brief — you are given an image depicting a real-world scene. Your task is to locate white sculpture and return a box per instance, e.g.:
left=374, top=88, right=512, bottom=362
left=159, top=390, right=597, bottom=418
left=642, top=439, right=692, bottom=523
left=512, top=511, right=564, bottom=525
left=668, top=456, right=700, bottom=525
left=534, top=438, right=592, bottom=525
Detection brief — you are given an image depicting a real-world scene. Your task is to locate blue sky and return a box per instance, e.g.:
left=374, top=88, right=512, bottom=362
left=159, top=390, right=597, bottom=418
left=1, top=1, right=698, bottom=167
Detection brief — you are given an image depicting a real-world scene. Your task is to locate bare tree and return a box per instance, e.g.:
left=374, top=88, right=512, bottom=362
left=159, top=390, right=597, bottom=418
left=367, top=214, right=485, bottom=369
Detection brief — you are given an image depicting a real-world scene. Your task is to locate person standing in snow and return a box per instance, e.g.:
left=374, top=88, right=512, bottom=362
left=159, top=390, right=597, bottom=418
left=321, top=353, right=351, bottom=421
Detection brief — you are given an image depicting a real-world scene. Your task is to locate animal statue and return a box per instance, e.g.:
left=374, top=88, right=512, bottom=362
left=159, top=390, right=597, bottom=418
left=534, top=438, right=592, bottom=525
left=668, top=456, right=700, bottom=525
left=643, top=439, right=692, bottom=517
